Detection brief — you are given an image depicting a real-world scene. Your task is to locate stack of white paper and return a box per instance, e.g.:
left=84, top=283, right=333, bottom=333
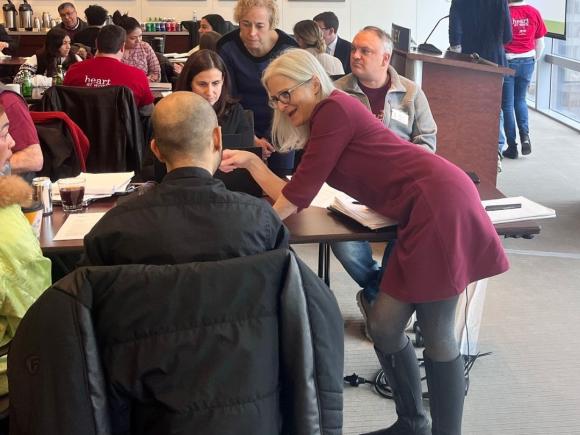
left=53, top=172, right=134, bottom=202
left=164, top=47, right=197, bottom=62
left=83, top=172, right=134, bottom=195
left=331, top=192, right=397, bottom=230
left=310, top=183, right=342, bottom=208
left=482, top=196, right=556, bottom=224
left=149, top=82, right=173, bottom=91
left=164, top=52, right=187, bottom=59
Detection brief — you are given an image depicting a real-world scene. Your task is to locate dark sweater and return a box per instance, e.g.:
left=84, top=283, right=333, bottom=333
left=449, top=0, right=512, bottom=66
left=217, top=30, right=298, bottom=173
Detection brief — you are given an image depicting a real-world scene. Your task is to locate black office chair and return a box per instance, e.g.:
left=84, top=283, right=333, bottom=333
left=181, top=20, right=199, bottom=49
left=39, top=85, right=145, bottom=174
left=8, top=250, right=344, bottom=435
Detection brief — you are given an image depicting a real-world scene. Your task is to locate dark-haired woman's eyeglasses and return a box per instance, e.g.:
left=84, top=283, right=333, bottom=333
left=268, top=78, right=312, bottom=109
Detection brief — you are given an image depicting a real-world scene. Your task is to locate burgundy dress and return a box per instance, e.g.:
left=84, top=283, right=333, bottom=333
left=283, top=91, right=509, bottom=303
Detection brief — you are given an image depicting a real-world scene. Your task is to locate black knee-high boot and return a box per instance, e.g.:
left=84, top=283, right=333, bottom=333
left=361, top=339, right=430, bottom=435
left=424, top=353, right=465, bottom=435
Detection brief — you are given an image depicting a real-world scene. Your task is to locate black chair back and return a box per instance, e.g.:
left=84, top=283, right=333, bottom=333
left=8, top=250, right=344, bottom=435
left=40, top=86, right=145, bottom=174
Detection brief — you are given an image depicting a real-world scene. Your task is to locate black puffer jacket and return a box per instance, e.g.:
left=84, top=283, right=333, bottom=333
left=39, top=85, right=144, bottom=174
left=8, top=249, right=344, bottom=435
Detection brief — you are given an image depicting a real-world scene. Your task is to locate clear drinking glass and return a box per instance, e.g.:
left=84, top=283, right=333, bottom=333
left=58, top=175, right=86, bottom=213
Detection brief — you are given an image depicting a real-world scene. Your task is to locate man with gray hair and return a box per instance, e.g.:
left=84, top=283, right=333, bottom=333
left=335, top=26, right=437, bottom=151
left=58, top=2, right=88, bottom=38
left=82, top=92, right=288, bottom=266
left=333, top=26, right=437, bottom=337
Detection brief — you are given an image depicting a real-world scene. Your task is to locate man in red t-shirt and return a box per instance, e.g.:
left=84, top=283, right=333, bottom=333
left=501, top=0, right=547, bottom=159
left=64, top=25, right=154, bottom=113
left=0, top=88, right=43, bottom=178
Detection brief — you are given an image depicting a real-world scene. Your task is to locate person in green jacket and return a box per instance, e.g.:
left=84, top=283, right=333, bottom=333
left=0, top=104, right=51, bottom=411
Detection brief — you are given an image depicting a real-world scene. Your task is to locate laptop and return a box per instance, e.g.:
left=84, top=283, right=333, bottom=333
left=215, top=146, right=263, bottom=197
left=391, top=24, right=411, bottom=52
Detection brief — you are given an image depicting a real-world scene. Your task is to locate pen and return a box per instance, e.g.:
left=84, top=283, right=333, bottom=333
left=485, top=203, right=522, bottom=212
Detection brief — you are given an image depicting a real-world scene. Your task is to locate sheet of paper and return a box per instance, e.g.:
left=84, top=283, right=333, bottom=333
left=332, top=193, right=398, bottom=230
left=149, top=82, right=172, bottom=91
left=481, top=196, right=556, bottom=224
left=53, top=212, right=106, bottom=241
left=310, top=183, right=343, bottom=208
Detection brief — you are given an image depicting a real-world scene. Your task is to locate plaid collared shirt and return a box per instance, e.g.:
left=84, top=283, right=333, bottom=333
left=122, top=41, right=161, bottom=83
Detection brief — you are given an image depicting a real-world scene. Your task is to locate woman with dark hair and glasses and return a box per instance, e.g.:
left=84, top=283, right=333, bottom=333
left=175, top=49, right=251, bottom=140
left=14, top=27, right=81, bottom=87
left=113, top=10, right=161, bottom=82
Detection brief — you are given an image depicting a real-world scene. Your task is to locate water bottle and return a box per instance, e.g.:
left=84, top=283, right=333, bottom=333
left=192, top=10, right=197, bottom=22
left=21, top=70, right=33, bottom=98
left=52, top=64, right=64, bottom=86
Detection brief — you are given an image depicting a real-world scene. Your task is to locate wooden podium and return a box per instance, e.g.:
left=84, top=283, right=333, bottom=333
left=392, top=49, right=513, bottom=185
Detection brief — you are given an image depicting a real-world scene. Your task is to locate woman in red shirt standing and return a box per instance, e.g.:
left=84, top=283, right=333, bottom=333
left=221, top=49, right=509, bottom=435
left=501, top=0, right=547, bottom=159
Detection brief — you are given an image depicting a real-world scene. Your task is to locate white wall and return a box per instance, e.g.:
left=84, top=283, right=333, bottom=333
left=24, top=0, right=452, bottom=50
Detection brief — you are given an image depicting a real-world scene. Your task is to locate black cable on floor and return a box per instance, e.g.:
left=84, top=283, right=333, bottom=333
left=345, top=286, right=493, bottom=399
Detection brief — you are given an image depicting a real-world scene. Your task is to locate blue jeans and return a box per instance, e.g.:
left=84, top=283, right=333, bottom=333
left=499, top=109, right=506, bottom=153
left=330, top=240, right=395, bottom=304
left=502, top=57, right=535, bottom=146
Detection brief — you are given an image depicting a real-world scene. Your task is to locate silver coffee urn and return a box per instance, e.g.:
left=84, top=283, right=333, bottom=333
left=18, top=0, right=33, bottom=31
left=2, top=0, right=17, bottom=31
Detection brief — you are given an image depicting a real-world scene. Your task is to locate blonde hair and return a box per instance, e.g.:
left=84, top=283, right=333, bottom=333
left=234, top=0, right=279, bottom=29
left=262, top=49, right=335, bottom=151
left=293, top=20, right=325, bottom=53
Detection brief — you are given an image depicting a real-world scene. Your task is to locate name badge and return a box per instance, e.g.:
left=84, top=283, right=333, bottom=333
left=391, top=109, right=409, bottom=125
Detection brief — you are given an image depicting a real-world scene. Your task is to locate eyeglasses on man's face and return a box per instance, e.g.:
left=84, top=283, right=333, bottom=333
left=268, top=78, right=312, bottom=109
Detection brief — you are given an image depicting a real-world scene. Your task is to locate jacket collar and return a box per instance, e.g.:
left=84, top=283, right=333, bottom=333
left=336, top=65, right=406, bottom=96
left=162, top=166, right=214, bottom=183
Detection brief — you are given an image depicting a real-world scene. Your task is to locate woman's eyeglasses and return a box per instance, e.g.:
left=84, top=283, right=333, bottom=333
left=268, top=78, right=312, bottom=109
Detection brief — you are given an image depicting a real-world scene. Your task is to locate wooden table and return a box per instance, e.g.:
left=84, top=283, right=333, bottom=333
left=0, top=56, right=26, bottom=80
left=40, top=181, right=541, bottom=284
left=0, top=56, right=26, bottom=66
left=7, top=31, right=190, bottom=57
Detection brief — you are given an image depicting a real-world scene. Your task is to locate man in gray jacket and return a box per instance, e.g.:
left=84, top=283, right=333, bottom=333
left=333, top=26, right=437, bottom=337
left=335, top=26, right=437, bottom=152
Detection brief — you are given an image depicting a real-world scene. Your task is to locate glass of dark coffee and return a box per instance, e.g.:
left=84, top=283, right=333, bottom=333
left=58, top=175, right=86, bottom=213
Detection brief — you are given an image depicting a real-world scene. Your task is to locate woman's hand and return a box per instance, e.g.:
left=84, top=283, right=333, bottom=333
left=220, top=149, right=261, bottom=173
left=254, top=136, right=275, bottom=159
left=173, top=62, right=184, bottom=75
left=0, top=42, right=9, bottom=52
